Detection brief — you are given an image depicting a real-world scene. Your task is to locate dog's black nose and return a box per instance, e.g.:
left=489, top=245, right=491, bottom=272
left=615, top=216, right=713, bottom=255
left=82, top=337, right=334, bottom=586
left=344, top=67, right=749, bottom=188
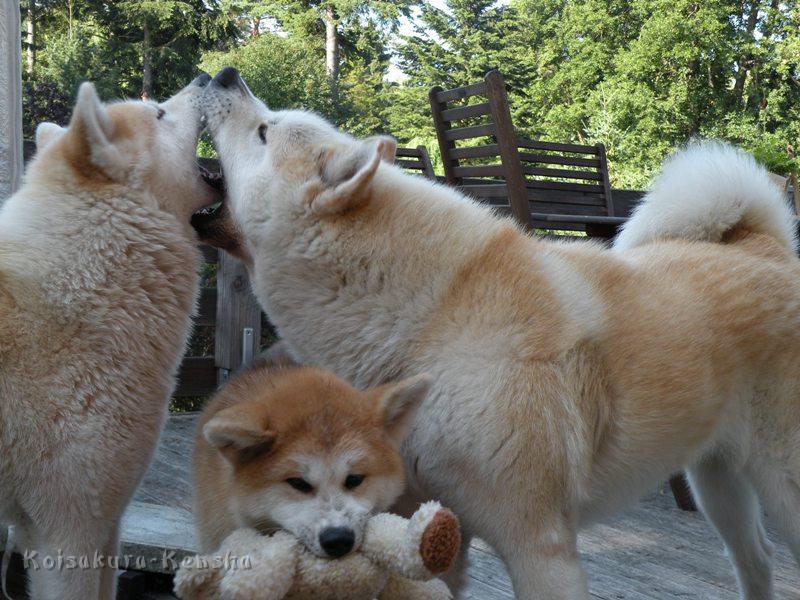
left=213, top=67, right=241, bottom=90
left=319, top=527, right=355, bottom=558
left=192, top=72, right=212, bottom=88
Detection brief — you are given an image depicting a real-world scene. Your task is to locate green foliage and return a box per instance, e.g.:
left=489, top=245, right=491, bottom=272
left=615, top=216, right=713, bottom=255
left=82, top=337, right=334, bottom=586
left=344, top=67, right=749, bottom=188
left=22, top=0, right=800, bottom=185
left=22, top=81, right=72, bottom=137
left=28, top=0, right=232, bottom=100
left=200, top=33, right=331, bottom=113
left=506, top=0, right=800, bottom=184
left=35, top=15, right=125, bottom=99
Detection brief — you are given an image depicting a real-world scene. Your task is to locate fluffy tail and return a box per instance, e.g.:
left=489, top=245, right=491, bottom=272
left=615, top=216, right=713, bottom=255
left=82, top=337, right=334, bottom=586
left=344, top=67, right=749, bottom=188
left=613, top=141, right=797, bottom=253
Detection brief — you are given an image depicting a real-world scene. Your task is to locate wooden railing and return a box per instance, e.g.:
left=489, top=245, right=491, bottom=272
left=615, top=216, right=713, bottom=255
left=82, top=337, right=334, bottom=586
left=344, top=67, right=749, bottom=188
left=174, top=243, right=261, bottom=396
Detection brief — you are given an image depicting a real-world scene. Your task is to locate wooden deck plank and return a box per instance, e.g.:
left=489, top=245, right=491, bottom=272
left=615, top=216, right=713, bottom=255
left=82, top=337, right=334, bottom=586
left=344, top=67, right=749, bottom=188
left=116, top=413, right=800, bottom=598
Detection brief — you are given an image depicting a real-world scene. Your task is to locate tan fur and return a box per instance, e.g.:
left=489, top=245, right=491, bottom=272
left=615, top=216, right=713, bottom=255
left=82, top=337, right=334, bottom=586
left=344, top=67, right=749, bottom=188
left=0, top=79, right=216, bottom=600
left=194, top=367, right=426, bottom=555
left=201, top=79, right=800, bottom=599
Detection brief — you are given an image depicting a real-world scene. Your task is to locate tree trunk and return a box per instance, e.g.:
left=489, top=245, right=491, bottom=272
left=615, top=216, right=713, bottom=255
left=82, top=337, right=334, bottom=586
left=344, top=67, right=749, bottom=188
left=251, top=16, right=260, bottom=38
left=324, top=4, right=339, bottom=104
left=733, top=0, right=760, bottom=104
left=25, top=0, right=34, bottom=77
left=141, top=19, right=153, bottom=100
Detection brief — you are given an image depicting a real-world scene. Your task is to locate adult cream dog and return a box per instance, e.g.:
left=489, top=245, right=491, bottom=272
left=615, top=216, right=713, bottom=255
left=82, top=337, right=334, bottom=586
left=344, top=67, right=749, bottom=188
left=0, top=76, right=219, bottom=599
left=200, top=67, right=800, bottom=599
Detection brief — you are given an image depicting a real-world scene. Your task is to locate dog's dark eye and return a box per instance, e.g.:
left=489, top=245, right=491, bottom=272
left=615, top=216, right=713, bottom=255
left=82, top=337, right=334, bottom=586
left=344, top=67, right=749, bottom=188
left=257, top=123, right=268, bottom=144
left=286, top=477, right=313, bottom=494
left=156, top=108, right=166, bottom=120
left=344, top=474, right=365, bottom=490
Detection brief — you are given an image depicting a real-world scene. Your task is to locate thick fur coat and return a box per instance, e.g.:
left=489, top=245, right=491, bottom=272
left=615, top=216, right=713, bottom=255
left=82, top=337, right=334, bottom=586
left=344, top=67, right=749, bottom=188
left=0, top=78, right=216, bottom=600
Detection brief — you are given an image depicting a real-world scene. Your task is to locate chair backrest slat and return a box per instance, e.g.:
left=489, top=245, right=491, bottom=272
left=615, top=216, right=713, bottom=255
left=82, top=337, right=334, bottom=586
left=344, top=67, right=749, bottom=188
left=443, top=123, right=497, bottom=142
left=522, top=166, right=603, bottom=181
left=394, top=145, right=436, bottom=180
left=396, top=159, right=424, bottom=169
left=453, top=165, right=505, bottom=178
left=440, top=102, right=492, bottom=122
left=526, top=180, right=605, bottom=194
left=518, top=152, right=600, bottom=168
left=461, top=183, right=508, bottom=197
left=516, top=138, right=598, bottom=154
left=450, top=144, right=500, bottom=160
left=434, top=80, right=488, bottom=103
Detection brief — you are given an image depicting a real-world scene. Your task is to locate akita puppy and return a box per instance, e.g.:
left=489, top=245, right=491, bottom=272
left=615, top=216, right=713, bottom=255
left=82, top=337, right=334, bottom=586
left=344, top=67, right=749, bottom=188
left=193, top=366, right=430, bottom=556
left=0, top=76, right=220, bottom=599
left=200, top=67, right=800, bottom=599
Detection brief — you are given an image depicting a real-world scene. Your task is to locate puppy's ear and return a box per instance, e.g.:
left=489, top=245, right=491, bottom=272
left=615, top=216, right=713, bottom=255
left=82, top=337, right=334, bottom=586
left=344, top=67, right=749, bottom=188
left=35, top=122, right=66, bottom=152
left=376, top=374, right=432, bottom=446
left=65, top=82, right=125, bottom=180
left=203, top=403, right=277, bottom=464
left=310, top=135, right=397, bottom=215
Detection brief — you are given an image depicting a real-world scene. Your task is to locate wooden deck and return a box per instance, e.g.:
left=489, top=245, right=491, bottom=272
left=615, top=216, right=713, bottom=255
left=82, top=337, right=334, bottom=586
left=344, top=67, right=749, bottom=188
left=117, top=413, right=800, bottom=599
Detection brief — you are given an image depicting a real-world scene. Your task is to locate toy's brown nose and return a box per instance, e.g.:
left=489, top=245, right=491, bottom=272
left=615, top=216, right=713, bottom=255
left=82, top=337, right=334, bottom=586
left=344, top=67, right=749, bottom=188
left=212, top=67, right=242, bottom=90
left=319, top=527, right=355, bottom=558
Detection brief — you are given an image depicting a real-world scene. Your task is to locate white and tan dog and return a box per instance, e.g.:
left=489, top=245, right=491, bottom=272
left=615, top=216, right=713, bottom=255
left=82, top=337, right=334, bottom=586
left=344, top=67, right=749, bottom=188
left=0, top=76, right=219, bottom=599
left=200, top=67, right=800, bottom=599
left=193, top=366, right=430, bottom=557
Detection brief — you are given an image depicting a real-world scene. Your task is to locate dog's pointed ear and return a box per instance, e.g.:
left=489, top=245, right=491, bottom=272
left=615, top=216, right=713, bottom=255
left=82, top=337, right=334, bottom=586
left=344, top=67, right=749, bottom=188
left=35, top=122, right=66, bottom=152
left=376, top=374, right=432, bottom=446
left=311, top=135, right=397, bottom=215
left=65, top=82, right=124, bottom=179
left=365, top=135, right=397, bottom=164
left=203, top=403, right=277, bottom=464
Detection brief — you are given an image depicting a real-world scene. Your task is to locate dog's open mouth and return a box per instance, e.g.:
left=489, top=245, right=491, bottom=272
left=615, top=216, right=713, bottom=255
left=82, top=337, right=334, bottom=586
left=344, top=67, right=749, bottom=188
left=197, top=158, right=225, bottom=194
left=195, top=159, right=225, bottom=218
left=192, top=158, right=245, bottom=252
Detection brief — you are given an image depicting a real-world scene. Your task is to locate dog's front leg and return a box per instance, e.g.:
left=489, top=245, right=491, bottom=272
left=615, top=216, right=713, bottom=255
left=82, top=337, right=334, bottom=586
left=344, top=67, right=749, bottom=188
left=26, top=532, right=106, bottom=600
left=493, top=516, right=588, bottom=600
left=97, top=521, right=121, bottom=600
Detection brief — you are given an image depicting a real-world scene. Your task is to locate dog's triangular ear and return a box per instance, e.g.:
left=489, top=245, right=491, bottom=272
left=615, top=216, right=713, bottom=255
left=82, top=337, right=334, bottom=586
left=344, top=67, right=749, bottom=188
left=311, top=135, right=397, bottom=215
left=377, top=374, right=432, bottom=446
left=35, top=122, right=66, bottom=152
left=65, top=82, right=124, bottom=180
left=203, top=403, right=277, bottom=464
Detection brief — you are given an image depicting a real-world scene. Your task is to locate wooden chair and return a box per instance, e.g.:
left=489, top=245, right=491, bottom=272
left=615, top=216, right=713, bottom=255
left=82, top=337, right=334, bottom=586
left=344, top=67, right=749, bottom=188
left=395, top=145, right=436, bottom=180
left=429, top=70, right=624, bottom=237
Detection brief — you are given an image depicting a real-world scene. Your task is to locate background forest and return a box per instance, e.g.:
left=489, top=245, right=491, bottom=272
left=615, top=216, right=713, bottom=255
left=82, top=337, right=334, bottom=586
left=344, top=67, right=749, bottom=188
left=19, top=0, right=800, bottom=188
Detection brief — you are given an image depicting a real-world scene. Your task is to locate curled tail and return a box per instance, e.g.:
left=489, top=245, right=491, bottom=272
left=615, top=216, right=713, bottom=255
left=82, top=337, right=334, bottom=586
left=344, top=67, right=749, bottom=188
left=613, top=141, right=797, bottom=253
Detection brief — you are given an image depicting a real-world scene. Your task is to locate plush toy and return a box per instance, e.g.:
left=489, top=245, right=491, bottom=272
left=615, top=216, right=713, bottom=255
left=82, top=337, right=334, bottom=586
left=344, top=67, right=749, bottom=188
left=174, top=502, right=461, bottom=600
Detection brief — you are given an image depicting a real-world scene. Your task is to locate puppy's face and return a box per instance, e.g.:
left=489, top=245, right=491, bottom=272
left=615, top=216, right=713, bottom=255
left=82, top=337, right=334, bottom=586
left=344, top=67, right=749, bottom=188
left=33, top=75, right=221, bottom=221
left=200, top=68, right=396, bottom=241
left=203, top=368, right=430, bottom=558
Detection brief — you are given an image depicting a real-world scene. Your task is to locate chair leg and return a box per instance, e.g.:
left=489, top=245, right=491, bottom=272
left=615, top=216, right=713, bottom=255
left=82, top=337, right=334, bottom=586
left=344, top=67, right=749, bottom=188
left=670, top=473, right=698, bottom=511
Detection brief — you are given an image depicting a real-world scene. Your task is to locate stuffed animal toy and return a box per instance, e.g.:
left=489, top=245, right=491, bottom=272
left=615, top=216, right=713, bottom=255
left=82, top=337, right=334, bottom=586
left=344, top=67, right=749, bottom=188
left=174, top=501, right=461, bottom=600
